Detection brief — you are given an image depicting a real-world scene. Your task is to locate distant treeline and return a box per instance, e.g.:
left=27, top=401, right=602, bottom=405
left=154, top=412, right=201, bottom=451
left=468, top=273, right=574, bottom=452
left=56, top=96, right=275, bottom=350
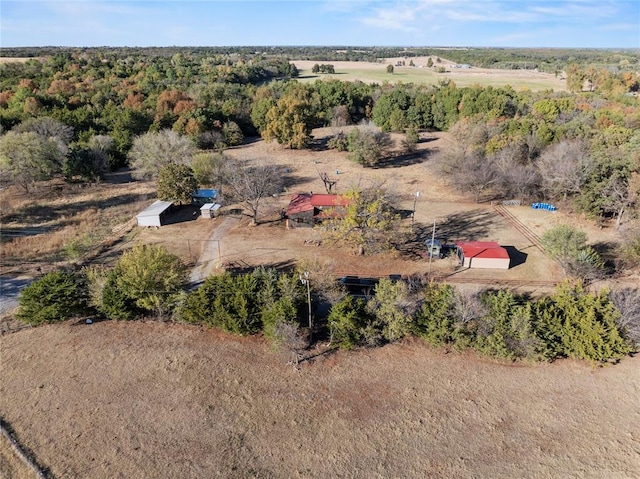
left=2, top=46, right=638, bottom=73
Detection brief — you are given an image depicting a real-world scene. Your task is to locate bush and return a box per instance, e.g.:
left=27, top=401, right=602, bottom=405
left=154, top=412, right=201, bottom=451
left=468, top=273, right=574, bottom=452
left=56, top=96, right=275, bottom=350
left=328, top=295, right=376, bottom=349
left=413, top=282, right=458, bottom=346
left=532, top=282, right=632, bottom=362
left=17, top=271, right=88, bottom=325
left=473, top=290, right=548, bottom=361
left=368, top=278, right=415, bottom=342
left=112, top=244, right=187, bottom=319
left=178, top=268, right=304, bottom=338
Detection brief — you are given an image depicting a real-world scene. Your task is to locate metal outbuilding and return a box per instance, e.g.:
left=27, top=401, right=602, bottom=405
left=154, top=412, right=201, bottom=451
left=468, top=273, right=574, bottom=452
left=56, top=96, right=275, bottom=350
left=136, top=200, right=173, bottom=227
left=200, top=203, right=221, bottom=219
left=456, top=241, right=511, bottom=269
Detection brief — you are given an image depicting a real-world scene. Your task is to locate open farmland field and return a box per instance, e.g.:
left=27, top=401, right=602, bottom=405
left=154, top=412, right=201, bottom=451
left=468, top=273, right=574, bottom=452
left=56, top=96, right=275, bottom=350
left=293, top=57, right=567, bottom=91
left=1, top=321, right=639, bottom=478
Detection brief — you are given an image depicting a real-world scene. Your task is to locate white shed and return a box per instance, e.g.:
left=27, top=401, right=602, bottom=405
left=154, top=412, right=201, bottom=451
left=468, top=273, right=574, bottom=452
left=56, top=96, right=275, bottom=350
left=136, top=200, right=173, bottom=227
left=200, top=203, right=221, bottom=219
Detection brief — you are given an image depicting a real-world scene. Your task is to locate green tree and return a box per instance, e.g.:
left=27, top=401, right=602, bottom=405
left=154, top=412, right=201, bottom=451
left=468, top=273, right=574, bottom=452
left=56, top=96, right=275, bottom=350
left=328, top=295, right=376, bottom=349
left=532, top=282, right=632, bottom=362
left=368, top=278, right=415, bottom=342
left=413, top=282, right=457, bottom=346
left=128, top=129, right=195, bottom=180
left=222, top=120, right=244, bottom=146
left=326, top=184, right=401, bottom=254
left=541, top=225, right=588, bottom=271
left=191, top=151, right=226, bottom=186
left=17, top=271, right=88, bottom=325
left=386, top=65, right=394, bottom=74
left=346, top=124, right=392, bottom=167
left=113, top=244, right=187, bottom=319
left=157, top=162, right=198, bottom=205
left=262, top=83, right=319, bottom=149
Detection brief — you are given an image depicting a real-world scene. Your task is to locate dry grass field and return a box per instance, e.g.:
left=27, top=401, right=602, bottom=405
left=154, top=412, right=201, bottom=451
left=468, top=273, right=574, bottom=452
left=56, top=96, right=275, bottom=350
left=293, top=57, right=567, bottom=92
left=1, top=321, right=639, bottom=478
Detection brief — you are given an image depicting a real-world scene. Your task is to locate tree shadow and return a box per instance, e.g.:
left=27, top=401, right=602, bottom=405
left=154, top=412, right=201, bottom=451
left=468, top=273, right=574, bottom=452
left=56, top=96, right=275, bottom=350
left=503, top=245, right=527, bottom=268
left=281, top=173, right=317, bottom=190
left=104, top=168, right=134, bottom=184
left=221, top=259, right=296, bottom=275
left=374, top=149, right=431, bottom=169
left=307, top=136, right=331, bottom=152
left=398, top=209, right=494, bottom=260
left=591, top=241, right=619, bottom=275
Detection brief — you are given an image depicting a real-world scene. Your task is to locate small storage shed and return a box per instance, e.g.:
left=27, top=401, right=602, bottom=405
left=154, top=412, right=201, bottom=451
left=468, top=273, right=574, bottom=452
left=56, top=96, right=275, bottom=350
left=456, top=241, right=510, bottom=269
left=192, top=189, right=218, bottom=206
left=136, top=200, right=173, bottom=227
left=200, top=203, right=221, bottom=219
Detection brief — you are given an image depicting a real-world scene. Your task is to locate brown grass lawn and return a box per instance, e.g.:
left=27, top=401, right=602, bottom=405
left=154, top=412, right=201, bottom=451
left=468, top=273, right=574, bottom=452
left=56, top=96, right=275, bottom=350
left=1, top=321, right=639, bottom=478
left=292, top=57, right=567, bottom=92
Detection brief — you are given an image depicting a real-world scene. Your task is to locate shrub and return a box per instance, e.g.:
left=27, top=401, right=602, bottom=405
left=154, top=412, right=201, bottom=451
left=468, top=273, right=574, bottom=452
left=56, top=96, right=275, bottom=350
left=473, top=290, right=548, bottom=361
left=328, top=295, right=376, bottom=349
left=112, top=244, right=187, bottom=319
left=532, top=282, right=632, bottom=362
left=368, top=278, right=415, bottom=342
left=178, top=268, right=304, bottom=337
left=413, top=282, right=457, bottom=346
left=17, top=271, right=88, bottom=325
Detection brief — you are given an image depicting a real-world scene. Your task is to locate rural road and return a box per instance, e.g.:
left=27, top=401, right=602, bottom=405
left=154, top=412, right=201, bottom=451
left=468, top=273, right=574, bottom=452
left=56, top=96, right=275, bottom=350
left=188, top=216, right=238, bottom=287
left=0, top=276, right=32, bottom=316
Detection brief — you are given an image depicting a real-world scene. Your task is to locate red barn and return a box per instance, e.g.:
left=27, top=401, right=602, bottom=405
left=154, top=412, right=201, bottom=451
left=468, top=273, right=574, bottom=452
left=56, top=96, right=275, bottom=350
left=456, top=241, right=511, bottom=269
left=285, top=193, right=349, bottom=228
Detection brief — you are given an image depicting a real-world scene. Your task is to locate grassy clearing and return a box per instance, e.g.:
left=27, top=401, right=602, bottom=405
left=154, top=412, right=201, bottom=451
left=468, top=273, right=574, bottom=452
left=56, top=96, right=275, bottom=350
left=0, top=178, right=155, bottom=271
left=295, top=61, right=566, bottom=91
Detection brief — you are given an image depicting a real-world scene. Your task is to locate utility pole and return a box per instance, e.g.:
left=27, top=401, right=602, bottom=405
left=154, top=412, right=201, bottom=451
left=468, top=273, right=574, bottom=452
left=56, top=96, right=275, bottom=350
left=428, top=219, right=436, bottom=276
left=300, top=271, right=312, bottom=342
left=411, top=191, right=420, bottom=232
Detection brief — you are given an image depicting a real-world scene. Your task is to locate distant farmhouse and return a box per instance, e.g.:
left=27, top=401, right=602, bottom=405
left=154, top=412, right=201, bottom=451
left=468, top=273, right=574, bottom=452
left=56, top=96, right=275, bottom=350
left=285, top=193, right=349, bottom=228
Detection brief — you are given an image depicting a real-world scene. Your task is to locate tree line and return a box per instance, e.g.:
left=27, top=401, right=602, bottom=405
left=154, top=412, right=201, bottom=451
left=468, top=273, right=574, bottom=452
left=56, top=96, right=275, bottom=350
left=16, top=249, right=639, bottom=364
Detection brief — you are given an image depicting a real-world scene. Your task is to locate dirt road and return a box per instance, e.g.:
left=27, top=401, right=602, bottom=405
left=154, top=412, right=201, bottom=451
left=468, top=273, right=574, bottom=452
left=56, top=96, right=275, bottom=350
left=188, top=216, right=239, bottom=286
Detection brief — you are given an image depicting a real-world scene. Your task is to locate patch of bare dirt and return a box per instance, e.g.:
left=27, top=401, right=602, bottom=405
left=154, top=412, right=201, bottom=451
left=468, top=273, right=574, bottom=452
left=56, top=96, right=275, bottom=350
left=1, top=321, right=638, bottom=478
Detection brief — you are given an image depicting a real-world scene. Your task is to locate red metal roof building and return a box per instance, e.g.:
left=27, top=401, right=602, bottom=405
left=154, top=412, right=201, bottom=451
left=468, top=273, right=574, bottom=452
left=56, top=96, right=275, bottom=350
left=456, top=241, right=511, bottom=269
left=285, top=193, right=350, bottom=228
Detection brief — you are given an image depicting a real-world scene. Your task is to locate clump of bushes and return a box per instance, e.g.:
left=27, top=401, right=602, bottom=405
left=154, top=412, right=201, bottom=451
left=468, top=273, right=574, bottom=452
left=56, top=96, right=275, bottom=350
left=17, top=270, right=89, bottom=325
left=177, top=267, right=305, bottom=338
left=327, top=279, right=634, bottom=364
left=16, top=257, right=635, bottom=365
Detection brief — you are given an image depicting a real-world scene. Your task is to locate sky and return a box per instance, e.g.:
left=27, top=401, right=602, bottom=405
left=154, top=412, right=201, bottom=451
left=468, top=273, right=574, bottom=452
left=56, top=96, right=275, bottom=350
left=1, top=0, right=639, bottom=48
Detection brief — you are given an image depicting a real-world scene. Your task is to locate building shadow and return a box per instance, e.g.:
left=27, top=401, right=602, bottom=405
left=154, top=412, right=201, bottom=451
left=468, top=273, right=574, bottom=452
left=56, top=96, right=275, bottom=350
left=503, top=245, right=527, bottom=268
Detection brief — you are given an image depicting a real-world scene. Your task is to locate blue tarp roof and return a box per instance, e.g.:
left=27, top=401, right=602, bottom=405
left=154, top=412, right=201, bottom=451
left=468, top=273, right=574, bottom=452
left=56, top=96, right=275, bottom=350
left=192, top=189, right=218, bottom=198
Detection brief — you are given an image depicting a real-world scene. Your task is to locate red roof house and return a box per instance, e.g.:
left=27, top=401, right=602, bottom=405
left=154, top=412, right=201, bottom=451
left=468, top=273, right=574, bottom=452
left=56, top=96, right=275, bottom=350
left=456, top=241, right=511, bottom=269
left=285, top=193, right=349, bottom=228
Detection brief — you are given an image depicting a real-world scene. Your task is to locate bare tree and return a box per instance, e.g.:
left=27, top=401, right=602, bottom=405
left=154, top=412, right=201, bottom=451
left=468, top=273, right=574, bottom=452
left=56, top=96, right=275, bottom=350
left=274, top=321, right=309, bottom=368
left=222, top=159, right=283, bottom=225
left=129, top=129, right=195, bottom=180
left=537, top=139, right=592, bottom=200
left=452, top=287, right=487, bottom=325
left=609, top=288, right=640, bottom=346
left=319, top=171, right=337, bottom=194
left=492, top=143, right=541, bottom=199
